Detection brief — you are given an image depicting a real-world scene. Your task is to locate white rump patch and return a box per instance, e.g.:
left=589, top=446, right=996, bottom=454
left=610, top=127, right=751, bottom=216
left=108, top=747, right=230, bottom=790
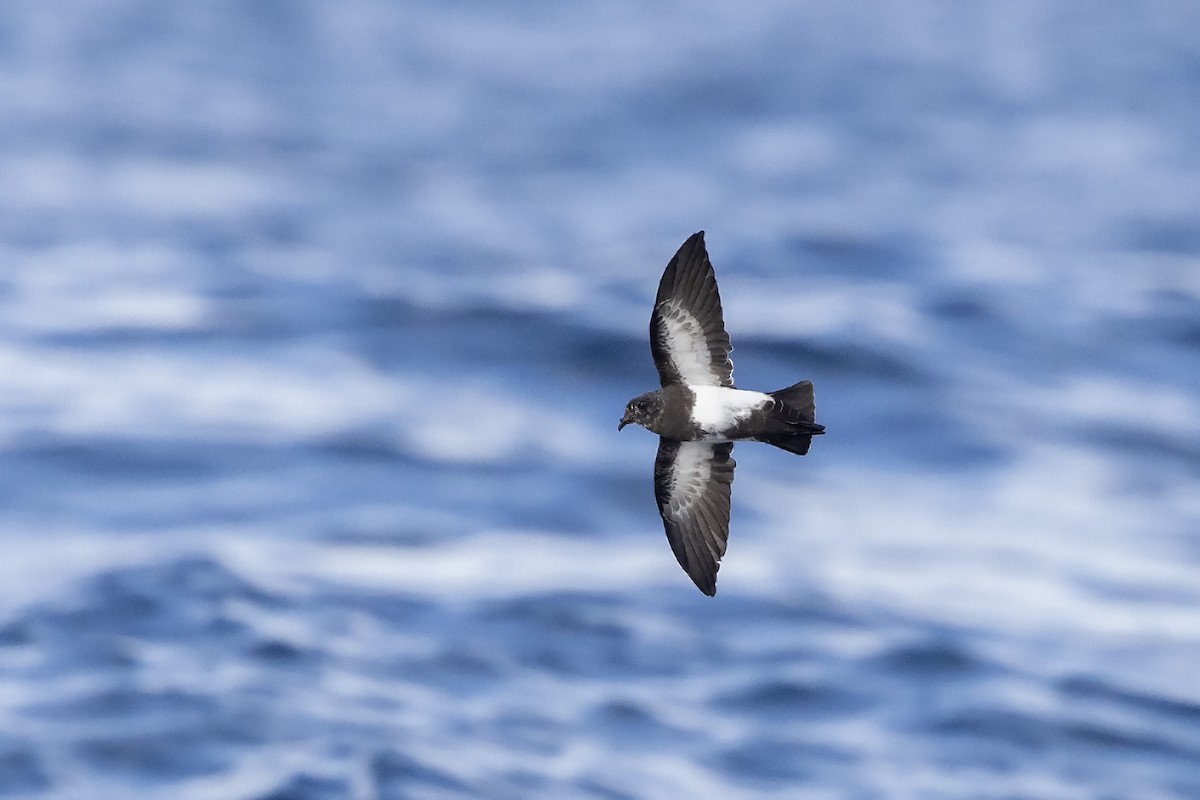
left=658, top=299, right=724, bottom=385
left=690, top=385, right=769, bottom=439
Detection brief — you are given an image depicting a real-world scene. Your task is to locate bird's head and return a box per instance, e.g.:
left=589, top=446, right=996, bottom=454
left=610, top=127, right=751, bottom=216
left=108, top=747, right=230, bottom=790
left=619, top=391, right=663, bottom=432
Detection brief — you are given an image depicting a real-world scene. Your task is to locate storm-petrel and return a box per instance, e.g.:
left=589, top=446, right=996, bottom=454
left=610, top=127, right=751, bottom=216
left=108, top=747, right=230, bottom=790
left=619, top=231, right=825, bottom=595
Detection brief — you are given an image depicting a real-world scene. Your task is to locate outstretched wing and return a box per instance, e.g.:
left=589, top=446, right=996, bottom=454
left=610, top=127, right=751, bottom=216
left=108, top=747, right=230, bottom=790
left=650, top=231, right=733, bottom=388
left=654, top=438, right=736, bottom=596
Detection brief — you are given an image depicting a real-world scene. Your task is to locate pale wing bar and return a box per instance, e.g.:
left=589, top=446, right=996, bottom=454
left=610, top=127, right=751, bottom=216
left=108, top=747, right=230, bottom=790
left=649, top=231, right=733, bottom=387
left=654, top=439, right=736, bottom=596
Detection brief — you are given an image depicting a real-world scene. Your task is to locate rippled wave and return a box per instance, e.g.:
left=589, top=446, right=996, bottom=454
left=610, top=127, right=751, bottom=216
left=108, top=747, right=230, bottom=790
left=1, top=1, right=1199, bottom=798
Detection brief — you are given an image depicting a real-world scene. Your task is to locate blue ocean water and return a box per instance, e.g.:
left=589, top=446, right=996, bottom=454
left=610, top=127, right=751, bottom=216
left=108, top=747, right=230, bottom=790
left=2, top=2, right=1199, bottom=798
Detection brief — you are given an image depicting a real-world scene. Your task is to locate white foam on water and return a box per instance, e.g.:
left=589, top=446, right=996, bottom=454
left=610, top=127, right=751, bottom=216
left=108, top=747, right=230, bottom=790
left=734, top=442, right=1200, bottom=646
left=1016, top=375, right=1199, bottom=438
left=0, top=336, right=621, bottom=468
left=723, top=280, right=929, bottom=345
left=215, top=529, right=672, bottom=601
left=0, top=344, right=394, bottom=444
left=0, top=527, right=185, bottom=618
left=2, top=242, right=210, bottom=335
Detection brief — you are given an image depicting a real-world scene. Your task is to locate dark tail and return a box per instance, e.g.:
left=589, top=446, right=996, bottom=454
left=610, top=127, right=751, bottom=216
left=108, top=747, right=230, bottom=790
left=759, top=380, right=824, bottom=456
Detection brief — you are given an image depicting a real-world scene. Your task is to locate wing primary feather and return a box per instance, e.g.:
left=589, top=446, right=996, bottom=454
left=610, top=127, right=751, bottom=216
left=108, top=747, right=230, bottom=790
left=694, top=503, right=723, bottom=561
left=648, top=232, right=733, bottom=388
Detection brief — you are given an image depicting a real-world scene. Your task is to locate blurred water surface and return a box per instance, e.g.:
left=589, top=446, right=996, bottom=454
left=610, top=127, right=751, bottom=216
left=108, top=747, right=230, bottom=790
left=1, top=2, right=1199, bottom=798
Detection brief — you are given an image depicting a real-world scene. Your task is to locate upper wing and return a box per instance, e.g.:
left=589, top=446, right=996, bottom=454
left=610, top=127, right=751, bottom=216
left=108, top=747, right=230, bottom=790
left=650, top=231, right=733, bottom=387
left=654, top=438, right=736, bottom=596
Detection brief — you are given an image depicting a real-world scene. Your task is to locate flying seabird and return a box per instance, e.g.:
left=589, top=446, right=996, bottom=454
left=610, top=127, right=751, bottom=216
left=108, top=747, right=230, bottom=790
left=619, top=231, right=825, bottom=595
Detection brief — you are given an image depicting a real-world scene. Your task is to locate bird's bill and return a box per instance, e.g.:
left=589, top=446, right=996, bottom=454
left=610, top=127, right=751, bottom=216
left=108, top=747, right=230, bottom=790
left=618, top=413, right=632, bottom=431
